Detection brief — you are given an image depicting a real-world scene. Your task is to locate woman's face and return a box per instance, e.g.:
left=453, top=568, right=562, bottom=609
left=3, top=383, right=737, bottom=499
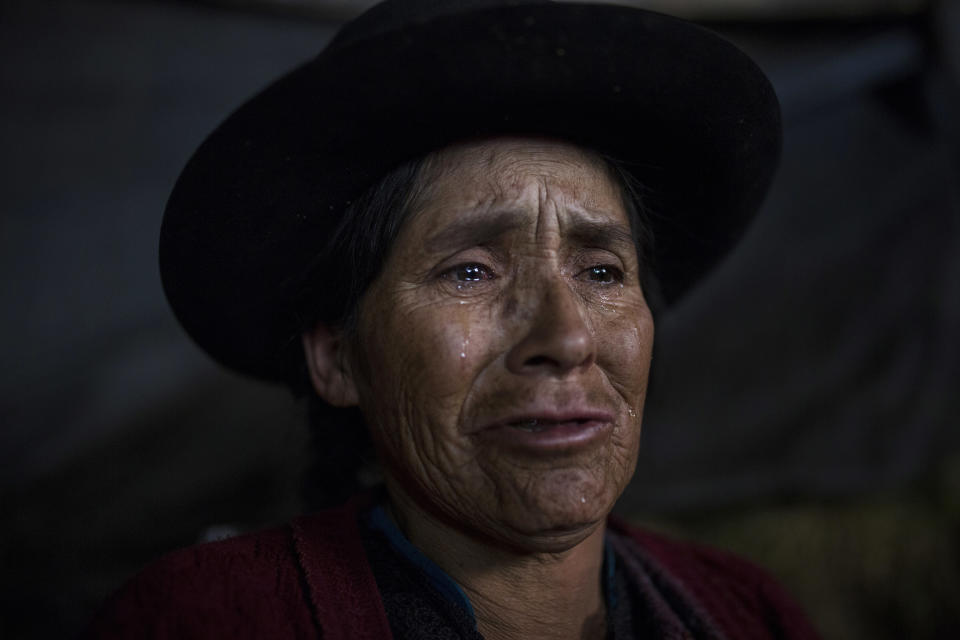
left=350, top=138, right=653, bottom=551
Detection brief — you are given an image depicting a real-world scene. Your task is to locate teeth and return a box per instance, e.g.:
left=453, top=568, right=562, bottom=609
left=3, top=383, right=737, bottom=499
left=507, top=418, right=593, bottom=433
left=514, top=419, right=545, bottom=432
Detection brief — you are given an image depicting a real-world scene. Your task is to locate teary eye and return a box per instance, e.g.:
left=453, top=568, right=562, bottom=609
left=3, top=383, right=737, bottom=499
left=445, top=263, right=494, bottom=282
left=582, top=264, right=623, bottom=284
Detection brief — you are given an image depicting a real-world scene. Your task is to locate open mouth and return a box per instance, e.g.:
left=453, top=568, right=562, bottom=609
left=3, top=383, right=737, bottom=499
left=508, top=418, right=593, bottom=433
left=482, top=415, right=613, bottom=453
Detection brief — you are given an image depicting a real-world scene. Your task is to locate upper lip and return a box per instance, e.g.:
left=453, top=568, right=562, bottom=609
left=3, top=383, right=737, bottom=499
left=473, top=406, right=616, bottom=433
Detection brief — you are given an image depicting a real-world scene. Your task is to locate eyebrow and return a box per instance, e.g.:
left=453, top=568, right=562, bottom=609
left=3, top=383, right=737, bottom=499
left=563, top=218, right=636, bottom=254
left=424, top=209, right=525, bottom=254
left=423, top=208, right=636, bottom=256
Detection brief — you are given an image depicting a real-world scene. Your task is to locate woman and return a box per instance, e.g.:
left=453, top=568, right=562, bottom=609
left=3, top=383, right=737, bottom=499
left=89, top=1, right=817, bottom=638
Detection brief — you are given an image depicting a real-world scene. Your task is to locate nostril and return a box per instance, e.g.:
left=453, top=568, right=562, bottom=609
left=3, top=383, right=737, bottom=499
left=524, top=355, right=553, bottom=368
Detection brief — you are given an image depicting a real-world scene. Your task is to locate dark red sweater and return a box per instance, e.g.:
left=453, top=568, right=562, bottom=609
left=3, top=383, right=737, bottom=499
left=85, top=500, right=819, bottom=639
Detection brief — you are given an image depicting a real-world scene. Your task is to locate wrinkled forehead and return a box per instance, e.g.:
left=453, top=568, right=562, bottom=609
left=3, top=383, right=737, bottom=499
left=408, top=137, right=628, bottom=229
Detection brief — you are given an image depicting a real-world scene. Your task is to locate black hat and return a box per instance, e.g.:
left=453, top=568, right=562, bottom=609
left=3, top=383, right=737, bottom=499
left=160, top=0, right=781, bottom=382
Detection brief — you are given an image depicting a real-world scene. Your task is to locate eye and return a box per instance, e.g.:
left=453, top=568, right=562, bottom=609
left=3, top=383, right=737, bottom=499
left=580, top=264, right=623, bottom=284
left=442, top=263, right=495, bottom=283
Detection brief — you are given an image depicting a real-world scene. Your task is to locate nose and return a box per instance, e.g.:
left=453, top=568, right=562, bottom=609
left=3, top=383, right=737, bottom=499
left=505, top=277, right=596, bottom=376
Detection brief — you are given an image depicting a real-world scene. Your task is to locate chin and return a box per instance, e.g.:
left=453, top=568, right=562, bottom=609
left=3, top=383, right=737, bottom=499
left=491, top=468, right=624, bottom=552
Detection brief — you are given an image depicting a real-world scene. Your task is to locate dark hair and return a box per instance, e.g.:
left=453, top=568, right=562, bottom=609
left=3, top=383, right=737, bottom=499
left=295, top=156, right=427, bottom=509
left=298, top=147, right=656, bottom=509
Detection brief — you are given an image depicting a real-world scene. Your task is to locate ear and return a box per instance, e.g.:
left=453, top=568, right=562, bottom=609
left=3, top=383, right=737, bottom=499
left=302, top=324, right=359, bottom=407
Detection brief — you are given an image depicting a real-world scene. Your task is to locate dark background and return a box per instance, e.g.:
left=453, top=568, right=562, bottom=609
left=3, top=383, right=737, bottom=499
left=2, top=0, right=958, bottom=637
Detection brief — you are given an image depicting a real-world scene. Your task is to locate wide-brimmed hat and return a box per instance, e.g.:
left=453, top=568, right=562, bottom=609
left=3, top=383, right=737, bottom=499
left=160, top=0, right=781, bottom=382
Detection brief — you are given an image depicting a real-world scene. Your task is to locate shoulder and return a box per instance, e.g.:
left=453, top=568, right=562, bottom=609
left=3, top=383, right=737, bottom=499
left=84, top=525, right=316, bottom=639
left=85, top=500, right=392, bottom=640
left=608, top=516, right=821, bottom=640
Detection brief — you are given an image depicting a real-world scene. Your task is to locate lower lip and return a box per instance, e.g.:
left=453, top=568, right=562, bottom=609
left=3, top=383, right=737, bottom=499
left=478, top=420, right=613, bottom=454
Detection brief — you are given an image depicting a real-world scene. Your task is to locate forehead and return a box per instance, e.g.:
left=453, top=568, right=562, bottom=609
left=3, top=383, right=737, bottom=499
left=408, top=138, right=628, bottom=230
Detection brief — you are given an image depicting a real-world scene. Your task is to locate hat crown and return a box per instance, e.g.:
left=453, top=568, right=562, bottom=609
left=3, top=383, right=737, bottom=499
left=330, top=0, right=541, bottom=50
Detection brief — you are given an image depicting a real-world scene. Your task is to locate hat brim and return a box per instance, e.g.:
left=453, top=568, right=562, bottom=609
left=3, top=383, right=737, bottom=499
left=160, top=2, right=781, bottom=381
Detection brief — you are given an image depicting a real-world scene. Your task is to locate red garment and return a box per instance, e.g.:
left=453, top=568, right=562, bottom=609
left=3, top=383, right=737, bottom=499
left=85, top=500, right=819, bottom=639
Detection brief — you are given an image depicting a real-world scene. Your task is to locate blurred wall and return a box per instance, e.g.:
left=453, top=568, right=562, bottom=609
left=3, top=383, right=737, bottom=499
left=1, top=0, right=958, bottom=637
left=628, top=17, right=960, bottom=509
left=1, top=1, right=334, bottom=636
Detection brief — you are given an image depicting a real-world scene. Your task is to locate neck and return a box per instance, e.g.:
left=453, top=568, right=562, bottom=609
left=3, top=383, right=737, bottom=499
left=387, top=489, right=608, bottom=640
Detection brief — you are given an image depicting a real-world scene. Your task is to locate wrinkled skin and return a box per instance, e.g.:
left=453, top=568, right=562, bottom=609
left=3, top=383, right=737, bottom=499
left=328, top=138, right=653, bottom=553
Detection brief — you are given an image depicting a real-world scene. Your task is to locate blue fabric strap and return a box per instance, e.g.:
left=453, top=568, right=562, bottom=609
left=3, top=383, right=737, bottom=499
left=365, top=504, right=478, bottom=625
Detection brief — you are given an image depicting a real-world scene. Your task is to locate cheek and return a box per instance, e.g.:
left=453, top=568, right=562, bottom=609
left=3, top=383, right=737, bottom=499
left=356, top=298, right=493, bottom=460
left=597, top=303, right=654, bottom=402
left=356, top=299, right=508, bottom=518
left=373, top=302, right=486, bottom=395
